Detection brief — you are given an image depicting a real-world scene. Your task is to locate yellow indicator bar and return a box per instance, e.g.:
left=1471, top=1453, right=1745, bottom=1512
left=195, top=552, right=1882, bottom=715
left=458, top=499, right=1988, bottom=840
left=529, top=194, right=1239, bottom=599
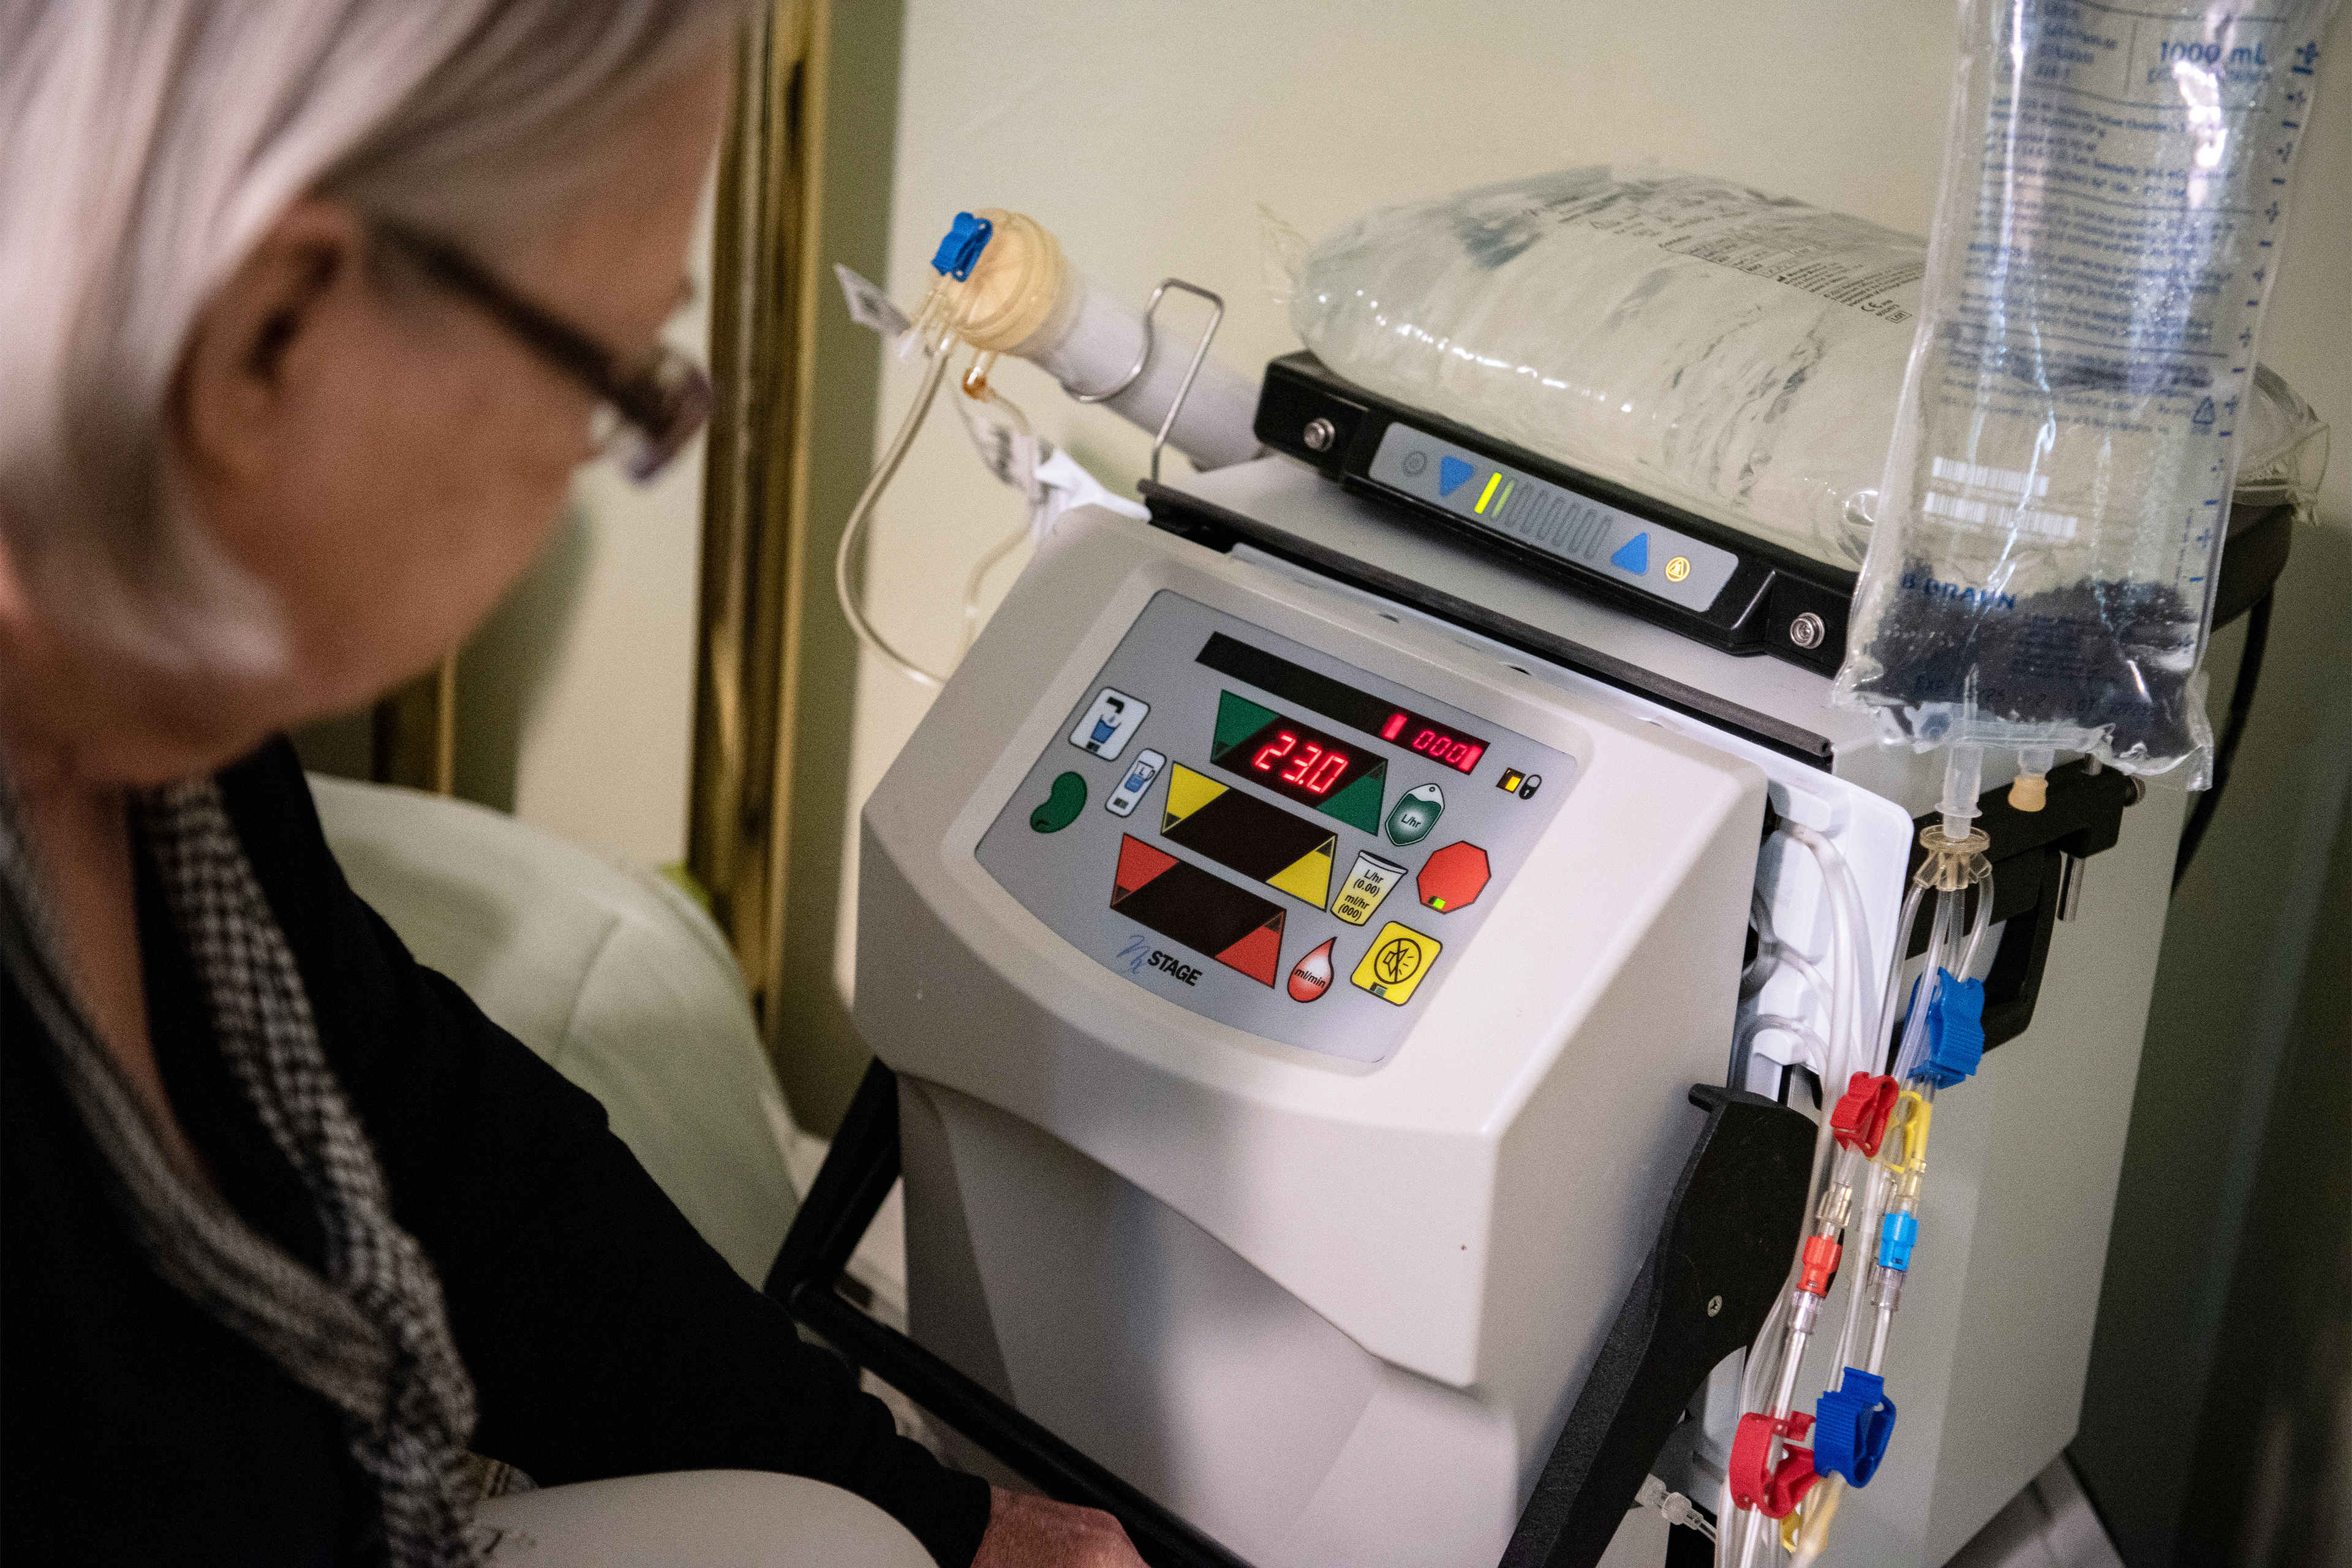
left=1474, top=472, right=1503, bottom=513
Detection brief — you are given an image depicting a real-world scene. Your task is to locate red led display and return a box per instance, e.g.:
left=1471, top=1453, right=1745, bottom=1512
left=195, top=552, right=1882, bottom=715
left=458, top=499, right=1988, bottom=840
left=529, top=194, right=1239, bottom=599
left=1381, top=711, right=1486, bottom=774
left=1250, top=729, right=1353, bottom=795
left=1212, top=711, right=1383, bottom=814
left=1197, top=635, right=1493, bottom=780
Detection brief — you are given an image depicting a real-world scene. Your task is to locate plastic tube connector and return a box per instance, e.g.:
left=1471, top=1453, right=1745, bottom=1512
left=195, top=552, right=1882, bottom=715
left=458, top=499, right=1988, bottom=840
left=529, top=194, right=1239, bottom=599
left=1799, top=1234, right=1844, bottom=1297
left=1918, top=970, right=1986, bottom=1089
left=2008, top=747, right=2056, bottom=811
left=1814, top=1370, right=1898, bottom=1486
left=1876, top=1211, right=1920, bottom=1271
left=1913, top=823, right=1993, bottom=893
left=931, top=212, right=993, bottom=279
left=1830, top=1072, right=1901, bottom=1157
left=1938, top=744, right=1985, bottom=843
left=919, top=208, right=1072, bottom=355
left=1868, top=1262, right=1906, bottom=1310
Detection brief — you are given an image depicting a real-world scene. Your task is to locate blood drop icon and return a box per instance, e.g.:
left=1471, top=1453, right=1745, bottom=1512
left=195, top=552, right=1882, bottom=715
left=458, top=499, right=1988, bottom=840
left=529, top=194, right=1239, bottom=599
left=1288, top=938, right=1335, bottom=1003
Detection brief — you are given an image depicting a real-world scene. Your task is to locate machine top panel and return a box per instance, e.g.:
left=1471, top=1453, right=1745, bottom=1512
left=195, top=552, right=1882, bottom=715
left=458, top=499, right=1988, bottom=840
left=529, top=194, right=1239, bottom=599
left=1365, top=424, right=1740, bottom=614
left=977, top=591, right=1574, bottom=1064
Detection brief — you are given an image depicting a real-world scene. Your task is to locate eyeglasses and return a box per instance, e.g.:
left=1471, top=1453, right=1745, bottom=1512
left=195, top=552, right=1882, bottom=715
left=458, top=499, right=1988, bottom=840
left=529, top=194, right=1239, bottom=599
left=371, top=219, right=713, bottom=484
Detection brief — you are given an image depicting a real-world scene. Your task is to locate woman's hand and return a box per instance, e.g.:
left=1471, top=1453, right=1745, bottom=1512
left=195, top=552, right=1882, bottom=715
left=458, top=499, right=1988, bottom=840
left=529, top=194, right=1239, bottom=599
left=971, top=1486, right=1148, bottom=1568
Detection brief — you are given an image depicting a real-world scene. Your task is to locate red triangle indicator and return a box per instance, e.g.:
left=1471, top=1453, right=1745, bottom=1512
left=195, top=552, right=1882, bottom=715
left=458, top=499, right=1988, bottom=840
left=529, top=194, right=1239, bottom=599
left=1113, top=835, right=1178, bottom=901
left=1216, top=915, right=1285, bottom=987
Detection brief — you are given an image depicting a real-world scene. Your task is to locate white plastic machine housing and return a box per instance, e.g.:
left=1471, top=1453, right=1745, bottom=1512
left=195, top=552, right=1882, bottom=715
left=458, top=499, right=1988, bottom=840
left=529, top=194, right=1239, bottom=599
left=859, top=483, right=1906, bottom=1564
left=859, top=457, right=2177, bottom=1566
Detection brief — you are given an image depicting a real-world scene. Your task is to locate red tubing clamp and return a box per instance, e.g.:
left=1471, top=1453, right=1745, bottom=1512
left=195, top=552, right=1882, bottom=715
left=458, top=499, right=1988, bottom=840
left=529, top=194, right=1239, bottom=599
left=1831, top=1072, right=1901, bottom=1157
left=1731, top=1410, right=1821, bottom=1518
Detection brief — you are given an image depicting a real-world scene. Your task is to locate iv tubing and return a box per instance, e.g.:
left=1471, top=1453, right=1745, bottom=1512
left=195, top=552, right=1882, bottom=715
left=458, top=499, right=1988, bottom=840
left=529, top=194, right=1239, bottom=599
left=1781, top=823, right=1877, bottom=1091
left=835, top=349, right=956, bottom=689
left=1829, top=1160, right=1892, bottom=1374
left=954, top=368, right=1046, bottom=654
left=1793, top=782, right=1992, bottom=1567
left=1957, top=869, right=1996, bottom=977
left=1877, top=885, right=1927, bottom=1072
left=1725, top=824, right=1875, bottom=1568
left=1725, top=824, right=1910, bottom=1567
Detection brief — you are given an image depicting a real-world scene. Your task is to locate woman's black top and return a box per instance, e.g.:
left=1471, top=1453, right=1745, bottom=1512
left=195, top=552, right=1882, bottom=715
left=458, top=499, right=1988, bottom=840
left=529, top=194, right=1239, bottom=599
left=0, top=739, right=993, bottom=1566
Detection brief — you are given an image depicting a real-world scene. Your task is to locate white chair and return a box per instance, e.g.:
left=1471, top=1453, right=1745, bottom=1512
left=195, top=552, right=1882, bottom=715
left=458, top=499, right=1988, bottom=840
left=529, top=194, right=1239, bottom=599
left=311, top=780, right=942, bottom=1564
left=309, top=775, right=797, bottom=1286
left=473, top=1472, right=934, bottom=1568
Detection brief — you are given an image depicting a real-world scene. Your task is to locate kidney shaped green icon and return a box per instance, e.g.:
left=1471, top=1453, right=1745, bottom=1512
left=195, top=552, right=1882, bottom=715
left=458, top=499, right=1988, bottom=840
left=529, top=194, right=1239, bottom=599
left=1030, top=771, right=1088, bottom=833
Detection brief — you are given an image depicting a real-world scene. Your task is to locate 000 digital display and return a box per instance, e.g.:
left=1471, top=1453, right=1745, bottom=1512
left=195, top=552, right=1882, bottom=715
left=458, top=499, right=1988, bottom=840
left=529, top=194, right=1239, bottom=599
left=1197, top=633, right=1488, bottom=775
left=1377, top=710, right=1486, bottom=774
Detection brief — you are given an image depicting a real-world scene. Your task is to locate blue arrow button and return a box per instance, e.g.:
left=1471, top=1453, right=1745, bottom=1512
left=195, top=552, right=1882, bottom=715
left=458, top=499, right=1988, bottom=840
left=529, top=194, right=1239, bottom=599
left=1610, top=532, right=1651, bottom=575
left=1438, top=456, right=1476, bottom=497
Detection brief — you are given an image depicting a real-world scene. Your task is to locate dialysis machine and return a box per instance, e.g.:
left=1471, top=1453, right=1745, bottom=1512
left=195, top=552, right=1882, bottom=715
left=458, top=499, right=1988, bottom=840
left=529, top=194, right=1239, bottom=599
left=772, top=344, right=2271, bottom=1565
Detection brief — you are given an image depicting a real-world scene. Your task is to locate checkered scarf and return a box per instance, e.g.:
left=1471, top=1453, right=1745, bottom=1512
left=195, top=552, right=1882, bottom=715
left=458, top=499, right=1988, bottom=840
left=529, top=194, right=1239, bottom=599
left=0, top=772, right=478, bottom=1567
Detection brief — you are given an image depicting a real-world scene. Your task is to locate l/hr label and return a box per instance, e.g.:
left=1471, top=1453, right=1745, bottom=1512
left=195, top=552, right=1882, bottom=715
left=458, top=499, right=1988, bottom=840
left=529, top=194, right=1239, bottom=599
left=1332, top=851, right=1406, bottom=925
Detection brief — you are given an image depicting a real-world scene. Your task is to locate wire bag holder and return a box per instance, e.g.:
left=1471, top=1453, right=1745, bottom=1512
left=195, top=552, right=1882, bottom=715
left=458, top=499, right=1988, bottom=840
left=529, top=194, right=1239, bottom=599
left=1062, top=277, right=1225, bottom=484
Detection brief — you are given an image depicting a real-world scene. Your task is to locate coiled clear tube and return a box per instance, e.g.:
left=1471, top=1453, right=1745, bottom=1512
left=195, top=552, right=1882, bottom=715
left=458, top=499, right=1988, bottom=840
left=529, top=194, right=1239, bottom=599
left=835, top=347, right=957, bottom=688
left=834, top=207, right=1259, bottom=688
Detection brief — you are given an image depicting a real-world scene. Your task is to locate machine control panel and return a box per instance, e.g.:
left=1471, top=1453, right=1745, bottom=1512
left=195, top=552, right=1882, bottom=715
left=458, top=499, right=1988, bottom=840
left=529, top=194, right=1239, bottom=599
left=976, top=592, right=1574, bottom=1063
left=1365, top=424, right=1740, bottom=614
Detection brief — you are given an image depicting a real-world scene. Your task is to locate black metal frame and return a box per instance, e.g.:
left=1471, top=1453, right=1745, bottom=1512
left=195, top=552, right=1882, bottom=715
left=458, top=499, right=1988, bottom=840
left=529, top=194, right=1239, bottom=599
left=1899, top=758, right=2141, bottom=1052
left=766, top=1062, right=1253, bottom=1568
left=1254, top=352, right=1860, bottom=676
left=769, top=1066, right=1820, bottom=1568
left=1252, top=351, right=2296, bottom=682
left=2175, top=589, right=2276, bottom=890
left=1501, top=1085, right=1815, bottom=1568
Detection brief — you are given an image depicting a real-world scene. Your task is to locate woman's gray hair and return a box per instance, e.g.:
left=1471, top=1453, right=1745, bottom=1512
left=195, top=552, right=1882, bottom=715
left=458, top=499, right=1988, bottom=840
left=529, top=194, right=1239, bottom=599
left=0, top=0, right=747, bottom=673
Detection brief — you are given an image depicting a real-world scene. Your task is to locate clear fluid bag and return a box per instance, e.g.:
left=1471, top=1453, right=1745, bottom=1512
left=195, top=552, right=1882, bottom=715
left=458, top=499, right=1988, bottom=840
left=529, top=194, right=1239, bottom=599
left=1287, top=167, right=1932, bottom=572
left=1833, top=0, right=2340, bottom=779
left=1283, top=164, right=2322, bottom=597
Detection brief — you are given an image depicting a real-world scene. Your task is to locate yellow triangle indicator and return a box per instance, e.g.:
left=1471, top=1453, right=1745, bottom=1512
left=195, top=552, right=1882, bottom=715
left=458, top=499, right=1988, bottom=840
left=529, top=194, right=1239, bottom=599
left=1267, top=836, right=1337, bottom=908
left=1162, top=764, right=1227, bottom=832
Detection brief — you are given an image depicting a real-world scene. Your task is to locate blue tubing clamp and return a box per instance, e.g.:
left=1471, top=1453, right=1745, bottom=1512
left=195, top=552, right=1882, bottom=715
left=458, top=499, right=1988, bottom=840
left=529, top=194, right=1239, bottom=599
left=1918, top=970, right=1986, bottom=1090
left=1815, top=1368, right=1899, bottom=1486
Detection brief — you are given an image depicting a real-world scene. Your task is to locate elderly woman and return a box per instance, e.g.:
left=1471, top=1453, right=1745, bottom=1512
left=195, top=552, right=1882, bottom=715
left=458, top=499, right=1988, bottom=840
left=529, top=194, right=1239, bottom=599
left=0, top=6, right=1144, bottom=1566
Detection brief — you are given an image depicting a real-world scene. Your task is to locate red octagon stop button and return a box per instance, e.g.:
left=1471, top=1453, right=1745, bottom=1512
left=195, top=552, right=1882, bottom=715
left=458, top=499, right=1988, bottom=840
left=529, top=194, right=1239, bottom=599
left=1416, top=842, right=1490, bottom=913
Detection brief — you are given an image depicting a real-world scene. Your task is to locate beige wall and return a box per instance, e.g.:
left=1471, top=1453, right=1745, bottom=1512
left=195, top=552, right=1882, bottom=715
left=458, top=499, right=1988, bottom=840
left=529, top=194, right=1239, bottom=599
left=443, top=181, right=716, bottom=869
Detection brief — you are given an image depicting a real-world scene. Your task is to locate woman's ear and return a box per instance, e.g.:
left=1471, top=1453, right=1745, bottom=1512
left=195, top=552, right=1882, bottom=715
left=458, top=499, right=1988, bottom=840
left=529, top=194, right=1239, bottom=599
left=170, top=198, right=371, bottom=485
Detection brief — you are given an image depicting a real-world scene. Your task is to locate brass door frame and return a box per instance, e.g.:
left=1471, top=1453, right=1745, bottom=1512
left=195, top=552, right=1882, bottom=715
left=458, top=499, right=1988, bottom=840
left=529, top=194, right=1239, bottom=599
left=371, top=656, right=458, bottom=794
left=690, top=0, right=903, bottom=1133
left=690, top=4, right=812, bottom=1006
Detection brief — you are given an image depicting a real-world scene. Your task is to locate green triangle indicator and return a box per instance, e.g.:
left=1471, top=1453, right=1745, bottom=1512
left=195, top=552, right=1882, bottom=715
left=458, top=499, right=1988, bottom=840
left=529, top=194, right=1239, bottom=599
left=1213, top=690, right=1281, bottom=756
left=1320, top=761, right=1385, bottom=834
